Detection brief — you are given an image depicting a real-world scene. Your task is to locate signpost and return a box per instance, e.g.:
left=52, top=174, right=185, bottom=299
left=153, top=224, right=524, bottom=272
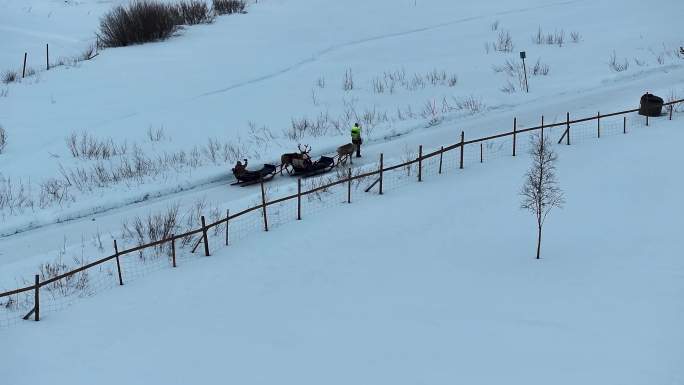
left=520, top=51, right=529, bottom=93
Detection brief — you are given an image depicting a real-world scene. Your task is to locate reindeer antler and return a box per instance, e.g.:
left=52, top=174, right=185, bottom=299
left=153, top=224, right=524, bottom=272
left=298, top=144, right=311, bottom=154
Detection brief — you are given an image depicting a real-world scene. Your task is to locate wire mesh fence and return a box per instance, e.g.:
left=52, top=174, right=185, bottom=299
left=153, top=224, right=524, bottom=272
left=1, top=101, right=681, bottom=327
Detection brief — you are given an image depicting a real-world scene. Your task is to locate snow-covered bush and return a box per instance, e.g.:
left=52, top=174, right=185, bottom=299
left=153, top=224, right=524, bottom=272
left=570, top=31, right=581, bottom=43
left=492, top=30, right=514, bottom=52
left=609, top=51, right=629, bottom=72
left=533, top=27, right=565, bottom=47
left=532, top=59, right=550, bottom=76
left=97, top=1, right=180, bottom=47
left=212, top=0, right=245, bottom=15
left=176, top=0, right=214, bottom=24
left=66, top=132, right=127, bottom=160
left=0, top=125, right=6, bottom=153
left=2, top=70, right=17, bottom=84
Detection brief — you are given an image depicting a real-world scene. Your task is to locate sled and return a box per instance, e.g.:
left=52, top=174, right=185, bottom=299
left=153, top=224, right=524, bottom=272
left=289, top=156, right=336, bottom=178
left=231, top=164, right=278, bottom=187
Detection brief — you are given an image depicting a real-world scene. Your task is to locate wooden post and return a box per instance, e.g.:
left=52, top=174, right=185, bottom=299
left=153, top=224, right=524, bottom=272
left=623, top=116, right=627, bottom=134
left=34, top=274, right=40, bottom=321
left=260, top=181, right=268, bottom=232
left=418, top=145, right=423, bottom=182
left=22, top=52, right=27, bottom=78
left=46, top=44, right=49, bottom=70
left=225, top=209, right=230, bottom=245
left=114, top=240, right=123, bottom=286
left=597, top=112, right=601, bottom=138
left=347, top=168, right=352, bottom=203
left=379, top=153, right=384, bottom=195
left=438, top=146, right=443, bottom=174
left=171, top=235, right=176, bottom=268
left=566, top=112, right=571, bottom=145
left=459, top=131, right=464, bottom=169
left=512, top=118, right=517, bottom=156
left=201, top=216, right=210, bottom=256
left=297, top=178, right=302, bottom=220
left=480, top=143, right=483, bottom=163
left=669, top=105, right=673, bottom=120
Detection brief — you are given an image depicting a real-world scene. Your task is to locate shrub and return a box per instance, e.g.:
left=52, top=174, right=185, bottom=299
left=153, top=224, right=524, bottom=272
left=97, top=1, right=180, bottom=48
left=531, top=59, right=550, bottom=76
left=2, top=70, right=17, bottom=84
left=80, top=44, right=98, bottom=61
left=493, top=30, right=514, bottom=52
left=212, top=0, right=245, bottom=15
left=533, top=27, right=566, bottom=47
left=176, top=0, right=214, bottom=24
left=609, top=51, right=629, bottom=72
left=39, top=258, right=90, bottom=297
left=570, top=31, right=581, bottom=43
left=343, top=68, right=354, bottom=91
left=0, top=125, right=6, bottom=154
left=66, top=131, right=127, bottom=160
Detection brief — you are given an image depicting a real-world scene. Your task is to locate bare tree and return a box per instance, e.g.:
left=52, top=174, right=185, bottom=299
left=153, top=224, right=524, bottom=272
left=520, top=132, right=565, bottom=259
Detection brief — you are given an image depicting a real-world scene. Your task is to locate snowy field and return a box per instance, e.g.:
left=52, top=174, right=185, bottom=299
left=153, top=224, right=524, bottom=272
left=3, top=113, right=684, bottom=384
left=1, top=0, right=684, bottom=382
left=1, top=0, right=683, bottom=291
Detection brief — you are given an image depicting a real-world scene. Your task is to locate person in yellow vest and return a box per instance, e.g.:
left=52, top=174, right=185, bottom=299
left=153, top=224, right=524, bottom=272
left=351, top=123, right=362, bottom=158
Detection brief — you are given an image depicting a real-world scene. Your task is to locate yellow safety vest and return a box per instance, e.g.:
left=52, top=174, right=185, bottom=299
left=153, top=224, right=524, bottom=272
left=351, top=125, right=361, bottom=140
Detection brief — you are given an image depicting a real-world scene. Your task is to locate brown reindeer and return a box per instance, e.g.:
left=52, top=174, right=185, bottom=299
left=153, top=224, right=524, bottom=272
left=280, top=144, right=312, bottom=175
left=336, top=143, right=356, bottom=165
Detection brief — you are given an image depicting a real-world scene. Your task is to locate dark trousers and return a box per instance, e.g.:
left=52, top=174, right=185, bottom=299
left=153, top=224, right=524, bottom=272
left=353, top=139, right=362, bottom=157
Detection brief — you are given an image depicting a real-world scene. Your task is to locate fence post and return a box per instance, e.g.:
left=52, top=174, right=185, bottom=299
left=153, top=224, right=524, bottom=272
left=379, top=153, right=384, bottom=195
left=512, top=118, right=517, bottom=156
left=669, top=105, right=673, bottom=120
left=225, top=209, right=230, bottom=245
left=201, top=216, right=210, bottom=256
left=46, top=44, right=49, bottom=70
left=438, top=146, right=443, bottom=174
left=34, top=274, right=40, bottom=321
left=566, top=112, right=571, bottom=145
left=260, top=181, right=269, bottom=232
left=597, top=112, right=601, bottom=138
left=171, top=235, right=176, bottom=268
left=418, top=145, right=423, bottom=182
left=22, top=52, right=27, bottom=78
left=114, top=240, right=123, bottom=286
left=480, top=143, right=483, bottom=163
left=623, top=116, right=627, bottom=134
left=297, top=178, right=302, bottom=220
left=459, top=131, right=464, bottom=169
left=347, top=168, right=352, bottom=203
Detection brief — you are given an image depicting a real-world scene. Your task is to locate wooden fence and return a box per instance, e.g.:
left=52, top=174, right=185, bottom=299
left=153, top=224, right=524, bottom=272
left=2, top=99, right=682, bottom=323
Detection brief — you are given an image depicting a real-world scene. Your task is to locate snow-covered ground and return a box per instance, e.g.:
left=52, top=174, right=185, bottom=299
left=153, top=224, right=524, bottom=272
left=1, top=0, right=682, bottom=287
left=1, top=0, right=683, bottom=233
left=3, top=111, right=684, bottom=384
left=1, top=0, right=684, bottom=381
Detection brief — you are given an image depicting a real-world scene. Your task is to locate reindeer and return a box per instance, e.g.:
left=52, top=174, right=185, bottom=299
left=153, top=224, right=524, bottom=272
left=280, top=144, right=312, bottom=175
left=336, top=143, right=356, bottom=165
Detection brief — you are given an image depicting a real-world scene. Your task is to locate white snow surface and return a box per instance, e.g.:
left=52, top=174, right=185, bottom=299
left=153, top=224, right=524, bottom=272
left=3, top=115, right=684, bottom=384
left=1, top=0, right=684, bottom=382
left=0, top=0, right=682, bottom=283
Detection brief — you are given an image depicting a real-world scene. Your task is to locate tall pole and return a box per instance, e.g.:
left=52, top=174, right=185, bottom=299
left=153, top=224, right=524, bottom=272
left=520, top=51, right=529, bottom=93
